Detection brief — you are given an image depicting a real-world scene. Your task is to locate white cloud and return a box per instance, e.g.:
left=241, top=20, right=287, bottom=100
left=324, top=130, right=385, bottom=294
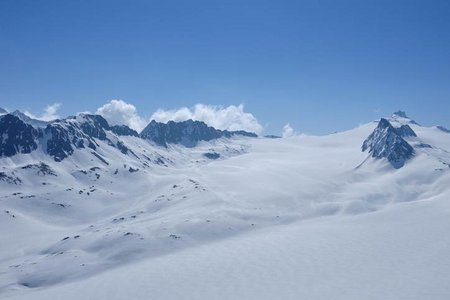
left=282, top=123, right=295, bottom=138
left=96, top=100, right=149, bottom=132
left=151, top=104, right=263, bottom=134
left=25, top=103, right=62, bottom=121
left=42, top=103, right=62, bottom=121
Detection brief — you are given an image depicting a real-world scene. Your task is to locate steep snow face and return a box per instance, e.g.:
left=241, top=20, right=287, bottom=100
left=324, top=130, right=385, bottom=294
left=140, top=119, right=257, bottom=147
left=362, top=118, right=415, bottom=168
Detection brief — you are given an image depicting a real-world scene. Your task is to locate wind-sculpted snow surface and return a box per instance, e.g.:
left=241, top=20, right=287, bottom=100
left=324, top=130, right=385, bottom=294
left=1, top=111, right=450, bottom=300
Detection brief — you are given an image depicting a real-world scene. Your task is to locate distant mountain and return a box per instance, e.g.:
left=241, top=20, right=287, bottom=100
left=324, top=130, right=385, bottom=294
left=362, top=118, right=415, bottom=169
left=0, top=107, right=7, bottom=115
left=140, top=119, right=257, bottom=147
left=392, top=110, right=408, bottom=118
left=390, top=110, right=419, bottom=125
left=0, top=111, right=257, bottom=161
left=264, top=135, right=282, bottom=139
left=437, top=126, right=450, bottom=133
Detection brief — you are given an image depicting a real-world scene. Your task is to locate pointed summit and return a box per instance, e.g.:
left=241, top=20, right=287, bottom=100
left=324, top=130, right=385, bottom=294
left=10, top=110, right=49, bottom=128
left=362, top=118, right=415, bottom=169
left=392, top=110, right=408, bottom=118
left=390, top=110, right=419, bottom=125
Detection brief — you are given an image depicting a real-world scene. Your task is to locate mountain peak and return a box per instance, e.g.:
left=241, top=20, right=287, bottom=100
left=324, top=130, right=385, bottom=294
left=140, top=119, right=257, bottom=147
left=0, top=107, right=6, bottom=114
left=392, top=110, right=408, bottom=118
left=362, top=118, right=415, bottom=169
left=390, top=110, right=420, bottom=126
left=10, top=110, right=49, bottom=127
left=378, top=118, right=392, bottom=129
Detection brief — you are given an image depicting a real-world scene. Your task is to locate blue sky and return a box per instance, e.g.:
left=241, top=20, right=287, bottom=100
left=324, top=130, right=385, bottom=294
left=1, top=0, right=449, bottom=134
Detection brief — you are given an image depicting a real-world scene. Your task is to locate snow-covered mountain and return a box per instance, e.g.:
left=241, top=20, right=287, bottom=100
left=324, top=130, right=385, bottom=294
left=437, top=125, right=450, bottom=133
left=1, top=110, right=450, bottom=300
left=361, top=118, right=415, bottom=168
left=141, top=119, right=258, bottom=147
left=9, top=110, right=49, bottom=128
left=0, top=112, right=257, bottom=162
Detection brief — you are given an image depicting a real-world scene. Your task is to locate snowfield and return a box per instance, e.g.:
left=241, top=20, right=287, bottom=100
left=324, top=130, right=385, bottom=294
left=1, top=114, right=450, bottom=300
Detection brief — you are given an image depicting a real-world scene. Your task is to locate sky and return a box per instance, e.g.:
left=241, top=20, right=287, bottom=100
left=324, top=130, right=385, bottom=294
left=0, top=0, right=449, bottom=135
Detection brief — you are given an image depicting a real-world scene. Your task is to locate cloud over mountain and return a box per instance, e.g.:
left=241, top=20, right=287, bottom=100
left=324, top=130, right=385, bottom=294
left=25, top=103, right=62, bottom=121
left=96, top=100, right=149, bottom=132
left=150, top=104, right=263, bottom=134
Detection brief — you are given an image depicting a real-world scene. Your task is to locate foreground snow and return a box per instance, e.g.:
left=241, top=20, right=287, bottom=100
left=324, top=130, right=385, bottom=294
left=1, top=117, right=450, bottom=299
left=5, top=198, right=450, bottom=300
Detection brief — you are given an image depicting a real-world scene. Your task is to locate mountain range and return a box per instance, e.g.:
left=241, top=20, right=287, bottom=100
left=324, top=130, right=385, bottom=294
left=1, top=107, right=450, bottom=300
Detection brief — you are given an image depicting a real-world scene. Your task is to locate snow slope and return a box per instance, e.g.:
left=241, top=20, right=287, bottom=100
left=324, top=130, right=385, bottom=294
left=1, top=114, right=450, bottom=299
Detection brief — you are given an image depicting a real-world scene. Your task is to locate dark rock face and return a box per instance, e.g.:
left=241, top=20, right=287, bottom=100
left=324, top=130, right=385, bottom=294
left=392, top=110, right=408, bottom=118
left=21, top=162, right=57, bottom=176
left=71, top=114, right=110, bottom=141
left=45, top=115, right=111, bottom=161
left=116, top=141, right=131, bottom=155
left=44, top=124, right=78, bottom=162
left=437, top=126, right=450, bottom=133
left=110, top=125, right=139, bottom=137
left=0, top=114, right=39, bottom=156
left=203, top=152, right=220, bottom=159
left=0, top=171, right=22, bottom=184
left=395, top=124, right=417, bottom=138
left=264, top=135, right=282, bottom=139
left=226, top=130, right=258, bottom=138
left=140, top=119, right=257, bottom=147
left=362, top=118, right=415, bottom=169
left=141, top=120, right=220, bottom=147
